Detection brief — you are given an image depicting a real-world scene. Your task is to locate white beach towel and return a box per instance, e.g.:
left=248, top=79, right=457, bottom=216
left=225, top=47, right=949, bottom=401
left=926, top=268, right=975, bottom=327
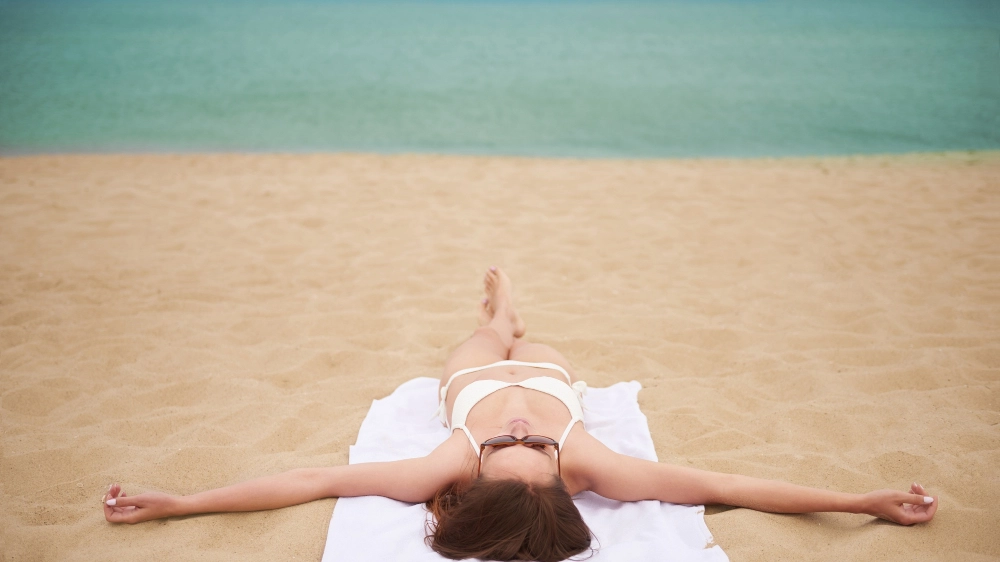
left=322, top=377, right=729, bottom=562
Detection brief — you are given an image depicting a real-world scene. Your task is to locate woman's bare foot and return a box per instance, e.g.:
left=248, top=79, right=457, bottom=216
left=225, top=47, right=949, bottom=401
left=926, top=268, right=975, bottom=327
left=478, top=297, right=492, bottom=327
left=484, top=267, right=525, bottom=338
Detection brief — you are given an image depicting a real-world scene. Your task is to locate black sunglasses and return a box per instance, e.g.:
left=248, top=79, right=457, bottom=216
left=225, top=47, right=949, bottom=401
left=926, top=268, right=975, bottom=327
left=477, top=435, right=561, bottom=478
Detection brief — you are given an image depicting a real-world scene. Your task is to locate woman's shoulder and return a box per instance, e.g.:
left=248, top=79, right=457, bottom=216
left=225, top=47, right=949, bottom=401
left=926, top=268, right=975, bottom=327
left=426, top=430, right=478, bottom=480
left=562, top=425, right=622, bottom=494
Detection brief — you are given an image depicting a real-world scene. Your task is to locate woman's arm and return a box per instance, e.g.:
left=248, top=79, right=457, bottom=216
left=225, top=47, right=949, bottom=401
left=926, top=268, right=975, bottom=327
left=104, top=437, right=470, bottom=524
left=103, top=467, right=353, bottom=524
left=578, top=436, right=937, bottom=525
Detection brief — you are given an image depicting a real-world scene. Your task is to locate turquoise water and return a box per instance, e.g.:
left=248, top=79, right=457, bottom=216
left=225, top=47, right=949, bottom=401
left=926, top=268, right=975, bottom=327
left=1, top=0, right=997, bottom=157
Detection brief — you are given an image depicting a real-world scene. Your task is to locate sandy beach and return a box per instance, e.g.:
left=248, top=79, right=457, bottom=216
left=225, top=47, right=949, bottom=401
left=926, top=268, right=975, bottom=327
left=1, top=152, right=998, bottom=561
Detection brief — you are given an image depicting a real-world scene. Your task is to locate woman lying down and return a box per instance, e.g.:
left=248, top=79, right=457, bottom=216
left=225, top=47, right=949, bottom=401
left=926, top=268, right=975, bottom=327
left=104, top=267, right=937, bottom=562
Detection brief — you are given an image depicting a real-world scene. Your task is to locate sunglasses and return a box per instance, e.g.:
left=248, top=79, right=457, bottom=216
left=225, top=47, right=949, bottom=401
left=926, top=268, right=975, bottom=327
left=477, top=435, right=561, bottom=478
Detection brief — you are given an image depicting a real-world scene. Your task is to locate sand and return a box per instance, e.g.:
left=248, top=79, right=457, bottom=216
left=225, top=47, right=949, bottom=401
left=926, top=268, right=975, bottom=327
left=1, top=152, right=998, bottom=561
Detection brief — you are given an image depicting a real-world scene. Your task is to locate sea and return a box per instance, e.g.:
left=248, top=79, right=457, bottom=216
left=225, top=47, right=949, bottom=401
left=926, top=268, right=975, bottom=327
left=0, top=0, right=997, bottom=157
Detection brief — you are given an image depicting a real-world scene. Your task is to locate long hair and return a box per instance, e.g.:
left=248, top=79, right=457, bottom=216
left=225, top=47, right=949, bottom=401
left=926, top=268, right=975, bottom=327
left=425, top=476, right=593, bottom=562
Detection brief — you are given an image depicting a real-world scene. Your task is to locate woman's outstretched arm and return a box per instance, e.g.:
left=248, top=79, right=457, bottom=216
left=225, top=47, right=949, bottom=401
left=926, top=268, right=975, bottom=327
left=104, top=437, right=469, bottom=524
left=576, top=435, right=937, bottom=526
left=103, top=467, right=357, bottom=524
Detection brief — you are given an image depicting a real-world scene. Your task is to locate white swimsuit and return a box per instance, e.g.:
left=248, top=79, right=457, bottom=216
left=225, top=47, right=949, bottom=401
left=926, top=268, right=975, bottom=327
left=436, top=360, right=587, bottom=455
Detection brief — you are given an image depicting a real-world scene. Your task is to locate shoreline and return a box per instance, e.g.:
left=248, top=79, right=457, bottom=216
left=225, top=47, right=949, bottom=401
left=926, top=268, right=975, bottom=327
left=2, top=148, right=998, bottom=162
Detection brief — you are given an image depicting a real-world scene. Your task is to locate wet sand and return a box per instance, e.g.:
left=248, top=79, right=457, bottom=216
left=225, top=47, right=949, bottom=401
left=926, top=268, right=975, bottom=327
left=1, top=152, right=998, bottom=561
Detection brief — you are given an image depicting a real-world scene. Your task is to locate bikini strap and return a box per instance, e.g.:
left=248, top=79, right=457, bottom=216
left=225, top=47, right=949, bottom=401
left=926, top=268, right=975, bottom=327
left=455, top=425, right=480, bottom=456
left=557, top=418, right=581, bottom=449
left=433, top=395, right=447, bottom=425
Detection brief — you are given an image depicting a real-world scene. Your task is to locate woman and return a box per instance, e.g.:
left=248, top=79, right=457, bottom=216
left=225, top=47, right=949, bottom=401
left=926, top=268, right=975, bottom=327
left=103, top=267, right=937, bottom=561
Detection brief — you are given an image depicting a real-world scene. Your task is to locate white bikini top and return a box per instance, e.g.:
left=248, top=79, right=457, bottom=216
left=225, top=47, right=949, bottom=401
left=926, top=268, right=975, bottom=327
left=436, top=360, right=587, bottom=455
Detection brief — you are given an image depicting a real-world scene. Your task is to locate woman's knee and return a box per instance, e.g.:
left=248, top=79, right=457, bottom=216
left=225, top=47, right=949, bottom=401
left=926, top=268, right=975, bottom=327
left=441, top=328, right=508, bottom=380
left=508, top=342, right=577, bottom=380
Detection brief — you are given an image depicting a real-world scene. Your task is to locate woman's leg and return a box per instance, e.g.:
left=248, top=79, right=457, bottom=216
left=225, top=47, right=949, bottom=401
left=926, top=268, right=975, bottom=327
left=508, top=339, right=580, bottom=383
left=440, top=268, right=525, bottom=384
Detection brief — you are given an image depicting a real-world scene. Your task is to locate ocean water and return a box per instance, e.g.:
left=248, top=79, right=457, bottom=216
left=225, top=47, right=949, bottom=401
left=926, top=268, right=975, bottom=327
left=0, top=0, right=997, bottom=157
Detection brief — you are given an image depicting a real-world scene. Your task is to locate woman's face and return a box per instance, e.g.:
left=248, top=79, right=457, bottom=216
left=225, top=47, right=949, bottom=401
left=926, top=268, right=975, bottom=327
left=480, top=443, right=558, bottom=483
left=479, top=420, right=559, bottom=483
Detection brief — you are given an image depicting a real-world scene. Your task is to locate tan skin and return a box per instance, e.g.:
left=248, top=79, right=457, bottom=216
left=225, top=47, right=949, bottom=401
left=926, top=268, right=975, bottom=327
left=104, top=268, right=938, bottom=527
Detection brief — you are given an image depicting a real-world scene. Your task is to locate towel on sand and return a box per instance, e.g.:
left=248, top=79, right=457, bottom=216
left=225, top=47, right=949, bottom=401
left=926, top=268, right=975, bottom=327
left=322, top=377, right=729, bottom=562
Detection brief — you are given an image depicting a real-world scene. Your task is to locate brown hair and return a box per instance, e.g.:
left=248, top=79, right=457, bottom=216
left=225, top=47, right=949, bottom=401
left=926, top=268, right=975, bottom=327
left=425, top=477, right=593, bottom=562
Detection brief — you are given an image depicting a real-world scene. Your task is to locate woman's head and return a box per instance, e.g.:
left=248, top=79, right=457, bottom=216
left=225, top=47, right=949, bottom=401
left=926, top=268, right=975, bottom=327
left=426, top=476, right=592, bottom=562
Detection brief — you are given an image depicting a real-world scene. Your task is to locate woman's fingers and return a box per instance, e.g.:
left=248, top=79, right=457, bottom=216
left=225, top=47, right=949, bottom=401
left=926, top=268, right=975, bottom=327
left=926, top=494, right=939, bottom=519
left=103, top=483, right=120, bottom=502
left=915, top=491, right=939, bottom=521
left=903, top=492, right=934, bottom=506
left=106, top=506, right=138, bottom=523
left=106, top=494, right=139, bottom=508
left=103, top=484, right=143, bottom=523
left=893, top=489, right=938, bottom=525
left=103, top=490, right=177, bottom=524
left=866, top=488, right=938, bottom=525
left=103, top=484, right=121, bottom=521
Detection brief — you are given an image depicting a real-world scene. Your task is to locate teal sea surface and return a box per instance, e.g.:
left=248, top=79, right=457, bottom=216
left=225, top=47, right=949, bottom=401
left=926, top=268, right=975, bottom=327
left=1, top=0, right=998, bottom=157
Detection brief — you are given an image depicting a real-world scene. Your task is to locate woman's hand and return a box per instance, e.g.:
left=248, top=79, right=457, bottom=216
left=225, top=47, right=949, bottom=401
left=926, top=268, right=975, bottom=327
left=103, top=483, right=180, bottom=524
left=862, top=483, right=938, bottom=525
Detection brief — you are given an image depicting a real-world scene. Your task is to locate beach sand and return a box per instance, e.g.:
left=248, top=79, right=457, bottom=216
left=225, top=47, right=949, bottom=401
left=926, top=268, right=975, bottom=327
left=1, top=152, right=998, bottom=561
